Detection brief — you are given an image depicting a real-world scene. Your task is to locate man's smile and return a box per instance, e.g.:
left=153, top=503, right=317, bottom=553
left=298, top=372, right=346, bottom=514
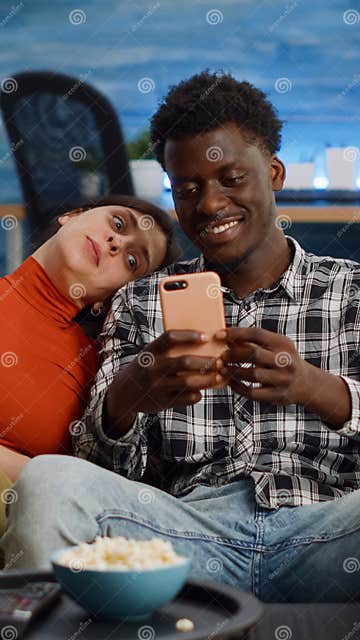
left=198, top=216, right=246, bottom=244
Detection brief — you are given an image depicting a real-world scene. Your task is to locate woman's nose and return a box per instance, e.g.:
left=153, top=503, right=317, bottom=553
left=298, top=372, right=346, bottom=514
left=107, top=235, right=123, bottom=253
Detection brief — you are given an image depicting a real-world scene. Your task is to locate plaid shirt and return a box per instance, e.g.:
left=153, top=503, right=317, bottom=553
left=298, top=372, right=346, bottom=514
left=74, top=236, right=360, bottom=509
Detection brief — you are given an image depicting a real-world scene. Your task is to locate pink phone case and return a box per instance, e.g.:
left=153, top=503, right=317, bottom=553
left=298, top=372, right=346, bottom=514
left=159, top=271, right=226, bottom=358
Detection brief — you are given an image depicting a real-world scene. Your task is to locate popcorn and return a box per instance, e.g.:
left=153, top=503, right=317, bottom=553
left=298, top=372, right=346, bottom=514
left=176, top=618, right=195, bottom=632
left=58, top=536, right=185, bottom=571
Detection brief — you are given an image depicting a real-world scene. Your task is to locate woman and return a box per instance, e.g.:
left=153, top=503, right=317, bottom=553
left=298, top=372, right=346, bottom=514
left=0, top=195, right=179, bottom=485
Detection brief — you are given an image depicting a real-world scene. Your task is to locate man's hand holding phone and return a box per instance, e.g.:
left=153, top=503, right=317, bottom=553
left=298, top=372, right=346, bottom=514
left=105, top=330, right=225, bottom=437
left=105, top=272, right=227, bottom=437
left=215, top=326, right=310, bottom=405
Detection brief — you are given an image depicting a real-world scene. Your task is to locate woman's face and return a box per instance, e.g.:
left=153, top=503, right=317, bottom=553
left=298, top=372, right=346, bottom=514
left=56, top=205, right=168, bottom=304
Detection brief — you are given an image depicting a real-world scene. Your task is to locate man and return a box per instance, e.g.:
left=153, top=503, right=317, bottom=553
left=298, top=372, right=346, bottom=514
left=2, top=72, right=360, bottom=603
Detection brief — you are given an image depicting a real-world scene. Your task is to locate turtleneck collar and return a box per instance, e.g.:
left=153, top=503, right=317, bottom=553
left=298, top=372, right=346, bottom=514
left=5, top=256, right=81, bottom=326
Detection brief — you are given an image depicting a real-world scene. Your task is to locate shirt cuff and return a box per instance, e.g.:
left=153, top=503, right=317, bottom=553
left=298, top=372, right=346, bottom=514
left=93, top=392, right=142, bottom=446
left=335, top=375, right=360, bottom=437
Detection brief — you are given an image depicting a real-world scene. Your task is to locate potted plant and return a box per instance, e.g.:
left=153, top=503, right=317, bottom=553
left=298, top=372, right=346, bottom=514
left=76, top=146, right=107, bottom=199
left=126, top=130, right=164, bottom=200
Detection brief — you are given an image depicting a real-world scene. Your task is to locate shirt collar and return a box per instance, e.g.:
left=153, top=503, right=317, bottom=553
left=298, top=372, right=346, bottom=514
left=261, top=236, right=310, bottom=303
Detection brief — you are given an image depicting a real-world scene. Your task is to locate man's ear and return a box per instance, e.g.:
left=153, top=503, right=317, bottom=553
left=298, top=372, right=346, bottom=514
left=270, top=156, right=286, bottom=192
left=58, top=208, right=85, bottom=227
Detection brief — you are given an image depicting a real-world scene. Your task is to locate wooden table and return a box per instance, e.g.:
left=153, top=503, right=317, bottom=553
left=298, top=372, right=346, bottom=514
left=1, top=204, right=359, bottom=272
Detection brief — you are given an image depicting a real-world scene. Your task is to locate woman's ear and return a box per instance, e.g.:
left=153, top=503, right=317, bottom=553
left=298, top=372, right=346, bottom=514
left=270, top=156, right=286, bottom=192
left=58, top=208, right=85, bottom=226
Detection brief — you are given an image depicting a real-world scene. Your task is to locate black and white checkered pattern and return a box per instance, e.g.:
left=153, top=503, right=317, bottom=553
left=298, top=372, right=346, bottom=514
left=74, top=237, right=360, bottom=509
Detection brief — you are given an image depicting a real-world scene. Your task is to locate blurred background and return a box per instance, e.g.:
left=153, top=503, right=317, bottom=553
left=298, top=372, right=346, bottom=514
left=0, top=0, right=359, bottom=273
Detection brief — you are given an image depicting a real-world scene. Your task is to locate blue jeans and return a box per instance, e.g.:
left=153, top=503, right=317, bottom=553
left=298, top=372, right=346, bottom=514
left=1, top=454, right=360, bottom=603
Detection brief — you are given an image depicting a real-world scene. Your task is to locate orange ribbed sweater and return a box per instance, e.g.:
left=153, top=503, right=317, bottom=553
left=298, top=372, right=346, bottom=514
left=0, top=257, right=98, bottom=456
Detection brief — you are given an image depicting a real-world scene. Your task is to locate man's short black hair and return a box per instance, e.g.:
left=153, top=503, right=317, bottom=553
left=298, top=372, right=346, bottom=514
left=150, top=70, right=283, bottom=168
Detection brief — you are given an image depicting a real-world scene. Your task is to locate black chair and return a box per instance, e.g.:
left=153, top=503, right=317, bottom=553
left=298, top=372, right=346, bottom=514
left=0, top=70, right=134, bottom=243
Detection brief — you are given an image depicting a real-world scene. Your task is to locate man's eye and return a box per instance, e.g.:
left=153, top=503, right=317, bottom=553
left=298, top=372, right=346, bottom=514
left=174, top=185, right=198, bottom=198
left=127, top=254, right=138, bottom=271
left=113, top=216, right=124, bottom=231
left=223, top=175, right=245, bottom=186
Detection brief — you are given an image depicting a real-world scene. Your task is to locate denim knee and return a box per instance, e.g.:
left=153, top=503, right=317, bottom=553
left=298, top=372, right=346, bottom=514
left=11, top=454, right=89, bottom=516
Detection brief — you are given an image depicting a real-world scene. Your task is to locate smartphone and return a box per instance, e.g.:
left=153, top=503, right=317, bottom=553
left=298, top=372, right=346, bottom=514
left=159, top=271, right=226, bottom=358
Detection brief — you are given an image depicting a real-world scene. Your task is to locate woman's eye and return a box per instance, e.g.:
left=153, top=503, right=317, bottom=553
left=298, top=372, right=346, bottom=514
left=113, top=216, right=124, bottom=231
left=127, top=254, right=138, bottom=271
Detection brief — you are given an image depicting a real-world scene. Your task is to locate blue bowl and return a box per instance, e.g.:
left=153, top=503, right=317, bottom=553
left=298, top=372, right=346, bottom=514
left=51, top=547, right=191, bottom=621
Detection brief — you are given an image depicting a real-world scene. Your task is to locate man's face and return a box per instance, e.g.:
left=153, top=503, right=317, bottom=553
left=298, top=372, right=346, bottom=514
left=164, top=123, right=285, bottom=270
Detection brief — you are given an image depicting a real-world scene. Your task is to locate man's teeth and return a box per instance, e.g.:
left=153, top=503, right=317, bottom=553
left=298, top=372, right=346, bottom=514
left=203, top=220, right=240, bottom=235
